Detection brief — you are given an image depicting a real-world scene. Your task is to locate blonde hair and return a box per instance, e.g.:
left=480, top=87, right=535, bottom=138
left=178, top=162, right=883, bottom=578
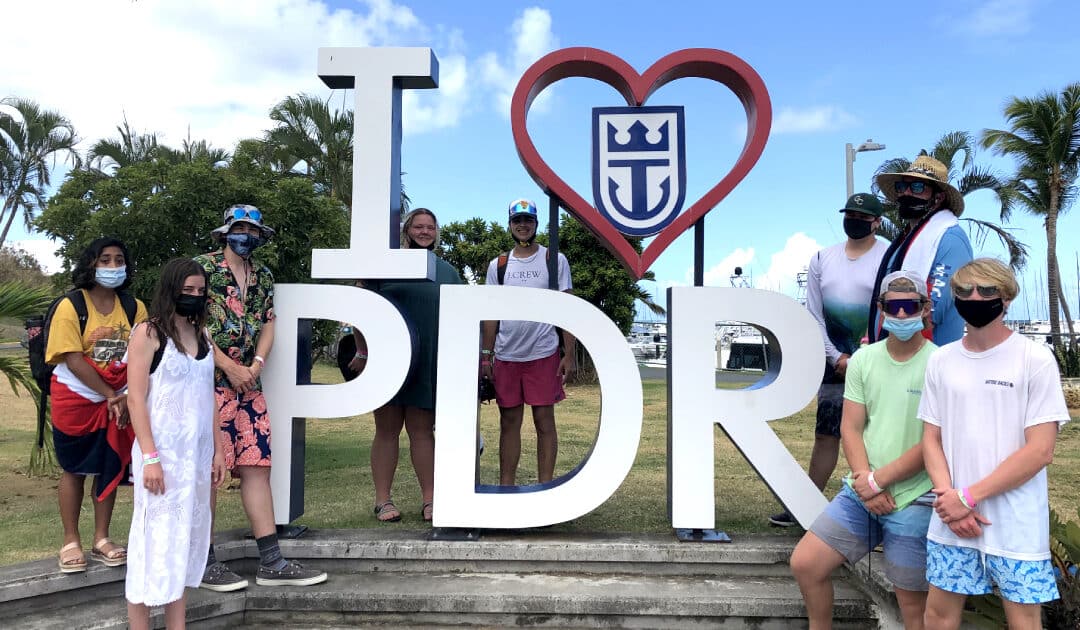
left=950, top=258, right=1019, bottom=300
left=400, top=208, right=439, bottom=250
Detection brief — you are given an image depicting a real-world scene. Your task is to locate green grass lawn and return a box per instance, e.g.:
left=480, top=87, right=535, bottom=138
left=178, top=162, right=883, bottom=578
left=0, top=357, right=1077, bottom=566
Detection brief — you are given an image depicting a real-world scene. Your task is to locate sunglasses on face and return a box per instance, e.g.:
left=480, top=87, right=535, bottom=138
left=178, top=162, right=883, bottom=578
left=953, top=284, right=1000, bottom=299
left=880, top=298, right=925, bottom=316
left=893, top=181, right=927, bottom=195
left=229, top=206, right=262, bottom=222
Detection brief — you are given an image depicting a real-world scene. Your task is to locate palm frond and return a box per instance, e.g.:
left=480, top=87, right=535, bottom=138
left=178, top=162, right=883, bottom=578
left=0, top=282, right=54, bottom=318
left=960, top=218, right=1029, bottom=270
left=0, top=355, right=38, bottom=398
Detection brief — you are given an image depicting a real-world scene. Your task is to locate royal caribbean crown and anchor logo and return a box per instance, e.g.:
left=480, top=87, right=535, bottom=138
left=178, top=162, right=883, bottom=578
left=592, top=106, right=687, bottom=237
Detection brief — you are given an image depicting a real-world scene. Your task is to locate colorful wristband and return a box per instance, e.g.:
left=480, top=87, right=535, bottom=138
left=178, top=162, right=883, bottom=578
left=959, top=487, right=976, bottom=509
left=253, top=355, right=265, bottom=366
left=354, top=352, right=368, bottom=360
left=143, top=456, right=161, bottom=465
left=867, top=471, right=882, bottom=494
left=142, top=451, right=159, bottom=462
left=481, top=360, right=491, bottom=367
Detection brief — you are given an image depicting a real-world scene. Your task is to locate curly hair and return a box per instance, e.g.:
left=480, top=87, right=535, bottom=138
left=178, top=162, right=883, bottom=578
left=71, top=237, right=134, bottom=291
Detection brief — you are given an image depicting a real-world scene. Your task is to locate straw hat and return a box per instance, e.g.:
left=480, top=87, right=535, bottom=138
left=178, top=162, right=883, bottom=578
left=875, top=154, right=964, bottom=216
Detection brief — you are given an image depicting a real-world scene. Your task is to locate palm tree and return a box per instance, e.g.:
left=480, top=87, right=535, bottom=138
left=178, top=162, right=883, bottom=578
left=264, top=93, right=354, bottom=209
left=0, top=281, right=53, bottom=397
left=982, top=83, right=1080, bottom=350
left=0, top=97, right=79, bottom=249
left=87, top=117, right=164, bottom=172
left=872, top=132, right=1029, bottom=270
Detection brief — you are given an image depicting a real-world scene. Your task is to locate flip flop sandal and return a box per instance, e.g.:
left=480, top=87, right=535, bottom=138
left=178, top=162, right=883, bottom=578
left=90, top=538, right=127, bottom=567
left=58, top=541, right=87, bottom=574
left=374, top=501, right=402, bottom=523
left=421, top=501, right=434, bottom=522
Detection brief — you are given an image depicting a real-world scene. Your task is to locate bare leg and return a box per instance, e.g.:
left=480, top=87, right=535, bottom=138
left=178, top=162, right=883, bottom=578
left=92, top=485, right=118, bottom=547
left=923, top=586, right=966, bottom=630
left=789, top=532, right=848, bottom=630
left=807, top=434, right=840, bottom=491
left=127, top=602, right=150, bottom=630
left=164, top=595, right=187, bottom=629
left=894, top=587, right=928, bottom=630
left=498, top=405, right=525, bottom=485
left=403, top=407, right=435, bottom=504
left=236, top=466, right=276, bottom=539
left=371, top=405, right=405, bottom=505
left=58, top=472, right=84, bottom=547
left=531, top=405, right=558, bottom=483
left=1000, top=600, right=1044, bottom=630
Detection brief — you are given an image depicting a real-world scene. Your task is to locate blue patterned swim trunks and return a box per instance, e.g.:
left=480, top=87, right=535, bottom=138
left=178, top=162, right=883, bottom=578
left=926, top=541, right=1059, bottom=604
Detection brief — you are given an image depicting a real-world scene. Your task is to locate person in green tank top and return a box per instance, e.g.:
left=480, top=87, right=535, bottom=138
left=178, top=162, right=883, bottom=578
left=791, top=270, right=937, bottom=629
left=348, top=208, right=464, bottom=524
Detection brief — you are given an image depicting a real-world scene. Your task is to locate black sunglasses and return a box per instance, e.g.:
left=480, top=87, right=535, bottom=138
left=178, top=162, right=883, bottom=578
left=880, top=298, right=925, bottom=316
left=953, top=284, right=1000, bottom=299
left=894, top=181, right=927, bottom=194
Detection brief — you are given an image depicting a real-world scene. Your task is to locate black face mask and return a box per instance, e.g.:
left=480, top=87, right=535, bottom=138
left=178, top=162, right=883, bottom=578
left=955, top=297, right=1004, bottom=329
left=175, top=294, right=208, bottom=318
left=843, top=217, right=875, bottom=240
left=897, top=195, right=933, bottom=220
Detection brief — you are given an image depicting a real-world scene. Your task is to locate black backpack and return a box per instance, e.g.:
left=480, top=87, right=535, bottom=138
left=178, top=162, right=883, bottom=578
left=25, top=290, right=138, bottom=396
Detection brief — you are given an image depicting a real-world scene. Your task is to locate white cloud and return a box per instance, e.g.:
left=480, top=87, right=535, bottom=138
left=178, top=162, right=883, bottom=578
left=10, top=239, right=64, bottom=275
left=702, top=247, right=757, bottom=287
left=771, top=106, right=858, bottom=134
left=683, top=233, right=820, bottom=296
left=478, top=7, right=559, bottom=117
left=955, top=0, right=1035, bottom=37
left=0, top=0, right=457, bottom=153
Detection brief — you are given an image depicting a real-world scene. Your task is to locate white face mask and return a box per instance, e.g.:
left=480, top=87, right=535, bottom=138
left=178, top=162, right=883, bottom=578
left=95, top=267, right=127, bottom=289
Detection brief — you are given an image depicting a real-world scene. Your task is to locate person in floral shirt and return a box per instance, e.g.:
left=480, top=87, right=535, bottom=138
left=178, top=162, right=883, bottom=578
left=194, top=204, right=326, bottom=591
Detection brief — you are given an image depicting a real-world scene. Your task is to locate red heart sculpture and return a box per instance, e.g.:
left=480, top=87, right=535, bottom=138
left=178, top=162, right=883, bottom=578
left=511, top=47, right=772, bottom=280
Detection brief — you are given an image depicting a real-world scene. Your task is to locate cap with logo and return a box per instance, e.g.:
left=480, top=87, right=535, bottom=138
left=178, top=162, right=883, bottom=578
left=839, top=193, right=884, bottom=217
left=507, top=198, right=538, bottom=221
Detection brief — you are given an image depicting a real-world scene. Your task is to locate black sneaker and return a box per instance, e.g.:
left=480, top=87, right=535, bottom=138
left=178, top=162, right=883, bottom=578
left=200, top=561, right=249, bottom=592
left=255, top=560, right=328, bottom=587
left=768, top=511, right=798, bottom=527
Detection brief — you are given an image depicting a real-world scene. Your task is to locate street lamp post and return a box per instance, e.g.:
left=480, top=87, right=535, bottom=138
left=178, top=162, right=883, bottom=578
left=845, top=139, right=886, bottom=198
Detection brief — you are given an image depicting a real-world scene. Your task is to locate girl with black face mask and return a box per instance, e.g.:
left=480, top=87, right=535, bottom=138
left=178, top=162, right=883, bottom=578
left=124, top=258, right=226, bottom=629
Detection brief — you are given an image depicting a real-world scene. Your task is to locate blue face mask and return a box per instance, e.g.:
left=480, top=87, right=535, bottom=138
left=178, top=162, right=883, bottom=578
left=95, top=267, right=127, bottom=289
left=226, top=233, right=263, bottom=258
left=882, top=315, right=924, bottom=341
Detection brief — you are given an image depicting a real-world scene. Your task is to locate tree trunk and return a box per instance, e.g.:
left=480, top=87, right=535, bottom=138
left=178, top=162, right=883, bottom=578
left=0, top=198, right=19, bottom=250
left=1046, top=205, right=1063, bottom=355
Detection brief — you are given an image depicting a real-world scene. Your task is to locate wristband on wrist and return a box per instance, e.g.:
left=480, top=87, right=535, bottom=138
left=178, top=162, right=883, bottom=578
left=959, top=487, right=976, bottom=509
left=481, top=349, right=495, bottom=356
left=354, top=352, right=368, bottom=360
left=481, top=360, right=491, bottom=367
left=144, top=456, right=161, bottom=465
left=142, top=451, right=159, bottom=461
left=867, top=471, right=882, bottom=494
left=253, top=355, right=265, bottom=366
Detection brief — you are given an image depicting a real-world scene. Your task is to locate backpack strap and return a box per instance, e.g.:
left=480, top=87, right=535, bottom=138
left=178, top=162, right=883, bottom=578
left=496, top=253, right=509, bottom=285
left=65, top=289, right=90, bottom=335
left=117, top=291, right=138, bottom=327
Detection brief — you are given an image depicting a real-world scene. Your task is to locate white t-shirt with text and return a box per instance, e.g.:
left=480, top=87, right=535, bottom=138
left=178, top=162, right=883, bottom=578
left=918, top=332, right=1070, bottom=560
left=485, top=245, right=572, bottom=362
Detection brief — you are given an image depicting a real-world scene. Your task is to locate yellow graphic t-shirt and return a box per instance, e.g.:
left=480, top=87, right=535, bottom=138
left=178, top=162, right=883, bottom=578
left=45, top=290, right=148, bottom=368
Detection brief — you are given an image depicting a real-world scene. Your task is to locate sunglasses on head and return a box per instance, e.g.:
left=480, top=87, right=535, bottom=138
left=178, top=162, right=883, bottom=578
left=953, top=284, right=1000, bottom=299
left=893, top=181, right=927, bottom=194
left=509, top=214, right=536, bottom=223
left=880, top=298, right=925, bottom=316
left=229, top=206, right=262, bottom=222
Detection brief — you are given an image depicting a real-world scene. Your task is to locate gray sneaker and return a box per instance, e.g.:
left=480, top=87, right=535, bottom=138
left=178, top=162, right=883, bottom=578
left=255, top=560, right=328, bottom=587
left=200, top=561, right=249, bottom=592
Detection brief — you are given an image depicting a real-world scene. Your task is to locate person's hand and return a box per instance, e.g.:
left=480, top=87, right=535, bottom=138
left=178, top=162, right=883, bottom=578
left=932, top=487, right=972, bottom=524
left=106, top=393, right=127, bottom=423
left=835, top=354, right=850, bottom=377
left=947, top=511, right=991, bottom=538
left=143, top=460, right=165, bottom=495
left=849, top=470, right=880, bottom=501
left=348, top=354, right=367, bottom=373
left=558, top=354, right=576, bottom=383
left=225, top=361, right=256, bottom=392
left=863, top=490, right=896, bottom=516
left=211, top=450, right=227, bottom=489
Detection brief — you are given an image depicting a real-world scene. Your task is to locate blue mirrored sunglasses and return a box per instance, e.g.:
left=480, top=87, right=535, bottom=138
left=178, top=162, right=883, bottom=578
left=881, top=298, right=925, bottom=316
left=893, top=181, right=926, bottom=194
left=229, top=206, right=262, bottom=222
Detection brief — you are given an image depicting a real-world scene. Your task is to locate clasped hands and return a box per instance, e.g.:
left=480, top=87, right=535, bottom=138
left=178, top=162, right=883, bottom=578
left=932, top=487, right=991, bottom=538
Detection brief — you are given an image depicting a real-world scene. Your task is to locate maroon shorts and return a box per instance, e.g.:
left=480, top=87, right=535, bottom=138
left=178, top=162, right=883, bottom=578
left=493, top=350, right=565, bottom=408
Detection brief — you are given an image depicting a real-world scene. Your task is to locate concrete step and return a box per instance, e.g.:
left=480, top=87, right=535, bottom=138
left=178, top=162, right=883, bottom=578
left=6, top=571, right=873, bottom=629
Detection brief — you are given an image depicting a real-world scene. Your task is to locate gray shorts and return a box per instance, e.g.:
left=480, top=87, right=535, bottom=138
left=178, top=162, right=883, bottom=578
left=809, top=485, right=933, bottom=591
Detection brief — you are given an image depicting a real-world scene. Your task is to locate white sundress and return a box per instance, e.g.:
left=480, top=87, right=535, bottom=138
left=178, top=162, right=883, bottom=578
left=125, top=331, right=216, bottom=606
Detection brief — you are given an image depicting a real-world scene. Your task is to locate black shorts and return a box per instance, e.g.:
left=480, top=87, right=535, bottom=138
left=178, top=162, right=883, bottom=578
left=815, top=382, right=845, bottom=437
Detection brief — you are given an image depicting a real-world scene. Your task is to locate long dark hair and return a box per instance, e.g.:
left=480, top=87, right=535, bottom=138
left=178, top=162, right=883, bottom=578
left=146, top=258, right=209, bottom=356
left=72, top=237, right=134, bottom=290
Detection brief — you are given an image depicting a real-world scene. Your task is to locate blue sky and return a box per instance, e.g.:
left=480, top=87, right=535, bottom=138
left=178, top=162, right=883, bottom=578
left=4, top=0, right=1080, bottom=321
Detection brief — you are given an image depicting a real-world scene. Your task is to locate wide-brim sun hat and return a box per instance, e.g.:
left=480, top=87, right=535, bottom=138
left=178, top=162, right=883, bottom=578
left=210, top=204, right=276, bottom=241
left=875, top=155, right=965, bottom=217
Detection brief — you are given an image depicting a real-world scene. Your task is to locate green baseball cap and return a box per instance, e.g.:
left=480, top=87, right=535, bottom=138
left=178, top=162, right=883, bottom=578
left=839, top=193, right=883, bottom=217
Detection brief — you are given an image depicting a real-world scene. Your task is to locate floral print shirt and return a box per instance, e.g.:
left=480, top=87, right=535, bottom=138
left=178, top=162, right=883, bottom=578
left=195, top=249, right=275, bottom=389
